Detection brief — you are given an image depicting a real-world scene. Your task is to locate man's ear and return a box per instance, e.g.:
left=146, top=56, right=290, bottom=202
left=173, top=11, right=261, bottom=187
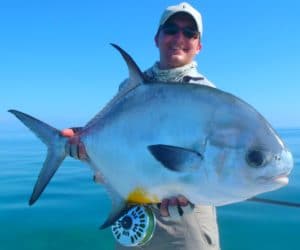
left=196, top=42, right=202, bottom=54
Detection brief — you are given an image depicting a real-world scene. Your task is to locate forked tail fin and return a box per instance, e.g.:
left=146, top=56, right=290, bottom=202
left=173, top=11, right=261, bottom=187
left=8, top=109, right=68, bottom=205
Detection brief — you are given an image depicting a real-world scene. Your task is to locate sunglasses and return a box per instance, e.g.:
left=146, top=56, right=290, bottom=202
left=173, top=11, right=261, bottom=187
left=161, top=23, right=199, bottom=39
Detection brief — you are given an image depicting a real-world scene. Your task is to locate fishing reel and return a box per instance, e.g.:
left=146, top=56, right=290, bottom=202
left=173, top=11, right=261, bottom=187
left=111, top=206, right=156, bottom=247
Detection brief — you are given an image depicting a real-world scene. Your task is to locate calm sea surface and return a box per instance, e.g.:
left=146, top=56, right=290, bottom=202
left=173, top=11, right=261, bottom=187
left=0, top=129, right=299, bottom=250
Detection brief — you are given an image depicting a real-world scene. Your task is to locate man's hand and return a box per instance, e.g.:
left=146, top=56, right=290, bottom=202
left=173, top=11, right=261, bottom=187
left=159, top=195, right=194, bottom=220
left=61, top=128, right=87, bottom=160
left=61, top=128, right=75, bottom=137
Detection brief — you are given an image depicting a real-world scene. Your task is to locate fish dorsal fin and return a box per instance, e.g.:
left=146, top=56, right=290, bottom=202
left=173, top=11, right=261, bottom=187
left=111, top=43, right=147, bottom=90
left=84, top=44, right=145, bottom=130
left=148, top=144, right=204, bottom=172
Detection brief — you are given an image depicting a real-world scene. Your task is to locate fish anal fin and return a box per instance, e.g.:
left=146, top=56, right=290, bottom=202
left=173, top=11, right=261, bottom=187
left=100, top=202, right=130, bottom=229
left=100, top=181, right=129, bottom=229
left=100, top=187, right=159, bottom=229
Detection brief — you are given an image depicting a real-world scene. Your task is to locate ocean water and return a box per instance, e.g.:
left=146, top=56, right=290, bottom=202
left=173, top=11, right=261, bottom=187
left=0, top=129, right=299, bottom=250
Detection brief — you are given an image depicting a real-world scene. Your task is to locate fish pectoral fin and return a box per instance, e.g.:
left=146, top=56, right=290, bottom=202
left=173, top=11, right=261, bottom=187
left=148, top=144, right=204, bottom=172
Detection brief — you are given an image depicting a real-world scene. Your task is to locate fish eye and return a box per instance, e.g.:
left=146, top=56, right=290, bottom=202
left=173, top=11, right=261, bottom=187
left=246, top=149, right=265, bottom=168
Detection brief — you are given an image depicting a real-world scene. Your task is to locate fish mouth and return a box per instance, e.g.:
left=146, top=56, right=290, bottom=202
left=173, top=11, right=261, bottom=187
left=271, top=174, right=289, bottom=185
left=257, top=173, right=290, bottom=186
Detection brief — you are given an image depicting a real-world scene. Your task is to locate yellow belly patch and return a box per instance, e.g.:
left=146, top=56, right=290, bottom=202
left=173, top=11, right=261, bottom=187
left=127, top=187, right=159, bottom=204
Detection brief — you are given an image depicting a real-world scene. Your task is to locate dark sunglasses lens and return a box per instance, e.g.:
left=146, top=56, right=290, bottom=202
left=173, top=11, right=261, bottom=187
left=162, top=24, right=198, bottom=39
left=162, top=25, right=179, bottom=35
left=183, top=28, right=198, bottom=39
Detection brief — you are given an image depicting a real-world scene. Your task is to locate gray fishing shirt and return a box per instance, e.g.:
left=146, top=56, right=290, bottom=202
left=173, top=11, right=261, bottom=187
left=119, top=61, right=215, bottom=91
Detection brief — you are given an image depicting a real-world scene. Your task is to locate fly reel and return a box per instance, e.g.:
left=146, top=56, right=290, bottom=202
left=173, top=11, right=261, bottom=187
left=111, top=206, right=156, bottom=247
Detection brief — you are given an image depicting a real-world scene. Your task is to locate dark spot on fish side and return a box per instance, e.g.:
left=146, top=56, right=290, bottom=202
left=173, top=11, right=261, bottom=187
left=203, top=233, right=212, bottom=245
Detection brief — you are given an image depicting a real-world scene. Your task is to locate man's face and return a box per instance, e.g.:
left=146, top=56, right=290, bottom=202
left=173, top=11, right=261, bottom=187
left=155, top=13, right=201, bottom=69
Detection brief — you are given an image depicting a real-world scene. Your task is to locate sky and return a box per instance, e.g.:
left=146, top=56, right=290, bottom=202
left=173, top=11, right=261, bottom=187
left=1, top=0, right=300, bottom=134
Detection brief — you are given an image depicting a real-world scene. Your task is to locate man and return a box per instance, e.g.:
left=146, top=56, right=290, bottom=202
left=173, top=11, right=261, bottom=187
left=62, top=2, right=220, bottom=250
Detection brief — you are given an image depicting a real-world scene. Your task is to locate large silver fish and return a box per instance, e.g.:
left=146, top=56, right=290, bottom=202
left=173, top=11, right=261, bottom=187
left=9, top=44, right=293, bottom=228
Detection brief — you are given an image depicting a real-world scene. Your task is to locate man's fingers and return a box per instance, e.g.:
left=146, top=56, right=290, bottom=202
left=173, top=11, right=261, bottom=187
left=177, top=195, right=189, bottom=206
left=61, top=128, right=75, bottom=137
left=160, top=199, right=170, bottom=217
left=70, top=143, right=79, bottom=158
left=78, top=142, right=88, bottom=160
left=168, top=197, right=178, bottom=206
left=159, top=196, right=193, bottom=219
left=65, top=135, right=88, bottom=160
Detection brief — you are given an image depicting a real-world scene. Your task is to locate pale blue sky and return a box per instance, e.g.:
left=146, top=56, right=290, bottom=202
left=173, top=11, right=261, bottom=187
left=1, top=0, right=299, bottom=133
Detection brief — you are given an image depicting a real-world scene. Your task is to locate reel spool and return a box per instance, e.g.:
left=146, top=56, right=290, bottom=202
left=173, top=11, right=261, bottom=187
left=111, top=206, right=156, bottom=247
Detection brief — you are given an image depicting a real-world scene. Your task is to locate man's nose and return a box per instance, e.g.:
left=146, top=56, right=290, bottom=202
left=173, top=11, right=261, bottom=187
left=173, top=30, right=185, bottom=41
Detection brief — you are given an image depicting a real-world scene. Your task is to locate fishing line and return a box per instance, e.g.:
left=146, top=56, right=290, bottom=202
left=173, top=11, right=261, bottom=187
left=248, top=197, right=300, bottom=208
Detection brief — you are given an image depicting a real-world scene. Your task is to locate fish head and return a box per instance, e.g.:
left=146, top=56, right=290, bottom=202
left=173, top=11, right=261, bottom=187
left=240, top=125, right=293, bottom=194
left=205, top=97, right=294, bottom=204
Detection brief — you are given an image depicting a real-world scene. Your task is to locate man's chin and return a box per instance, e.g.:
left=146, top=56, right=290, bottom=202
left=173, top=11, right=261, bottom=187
left=168, top=58, right=187, bottom=68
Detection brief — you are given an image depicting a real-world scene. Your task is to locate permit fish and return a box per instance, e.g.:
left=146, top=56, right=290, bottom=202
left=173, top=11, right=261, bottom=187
left=9, top=44, right=293, bottom=228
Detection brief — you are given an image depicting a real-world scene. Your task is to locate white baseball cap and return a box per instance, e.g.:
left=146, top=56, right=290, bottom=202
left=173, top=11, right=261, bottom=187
left=158, top=2, right=203, bottom=37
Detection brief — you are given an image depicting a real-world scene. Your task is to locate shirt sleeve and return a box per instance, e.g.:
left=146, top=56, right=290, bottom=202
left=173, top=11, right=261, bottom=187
left=184, top=67, right=216, bottom=88
left=188, top=76, right=216, bottom=88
